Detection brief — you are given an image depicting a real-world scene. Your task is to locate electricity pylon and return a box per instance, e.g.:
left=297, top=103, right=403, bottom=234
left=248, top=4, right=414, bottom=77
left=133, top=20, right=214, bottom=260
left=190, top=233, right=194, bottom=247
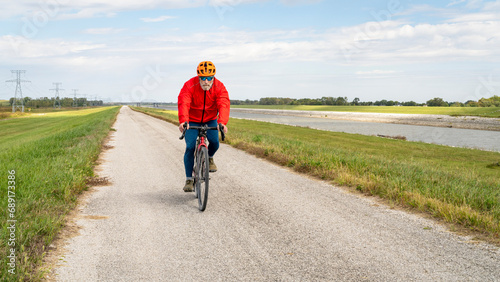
left=72, top=89, right=78, bottom=107
left=6, top=70, right=30, bottom=113
left=50, top=82, right=63, bottom=109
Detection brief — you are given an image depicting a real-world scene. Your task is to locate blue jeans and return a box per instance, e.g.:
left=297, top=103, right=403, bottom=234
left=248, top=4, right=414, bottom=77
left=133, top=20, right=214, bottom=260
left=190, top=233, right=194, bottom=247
left=183, top=120, right=219, bottom=178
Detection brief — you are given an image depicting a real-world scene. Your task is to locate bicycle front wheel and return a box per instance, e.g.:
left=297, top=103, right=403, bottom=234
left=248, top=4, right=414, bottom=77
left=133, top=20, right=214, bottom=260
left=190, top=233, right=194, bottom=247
left=196, top=146, right=209, bottom=211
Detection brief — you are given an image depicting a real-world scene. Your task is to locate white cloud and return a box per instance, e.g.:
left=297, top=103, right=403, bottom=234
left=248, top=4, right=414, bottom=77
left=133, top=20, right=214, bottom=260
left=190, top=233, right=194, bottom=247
left=0, top=0, right=206, bottom=20
left=3, top=13, right=499, bottom=69
left=396, top=4, right=448, bottom=17
left=465, top=0, right=485, bottom=9
left=0, top=36, right=105, bottom=60
left=483, top=0, right=500, bottom=10
left=447, top=12, right=500, bottom=22
left=446, top=0, right=483, bottom=8
left=446, top=0, right=500, bottom=22
left=83, top=28, right=126, bottom=35
left=356, top=70, right=398, bottom=75
left=280, top=0, right=322, bottom=6
left=337, top=16, right=500, bottom=64
left=447, top=0, right=467, bottom=7
left=140, top=15, right=176, bottom=22
left=208, top=0, right=267, bottom=6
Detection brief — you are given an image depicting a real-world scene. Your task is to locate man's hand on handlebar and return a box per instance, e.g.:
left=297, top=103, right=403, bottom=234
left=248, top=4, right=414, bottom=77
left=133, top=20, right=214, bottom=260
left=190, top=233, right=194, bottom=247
left=218, top=123, right=228, bottom=134
left=179, top=122, right=188, bottom=133
left=179, top=122, right=227, bottom=141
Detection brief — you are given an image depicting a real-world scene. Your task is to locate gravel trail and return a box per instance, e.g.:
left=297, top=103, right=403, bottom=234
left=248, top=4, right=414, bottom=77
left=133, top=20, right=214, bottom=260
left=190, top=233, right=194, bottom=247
left=50, top=106, right=499, bottom=281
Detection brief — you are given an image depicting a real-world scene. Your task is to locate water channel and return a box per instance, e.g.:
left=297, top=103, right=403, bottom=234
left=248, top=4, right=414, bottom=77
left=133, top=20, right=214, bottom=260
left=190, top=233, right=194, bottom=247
left=229, top=110, right=500, bottom=152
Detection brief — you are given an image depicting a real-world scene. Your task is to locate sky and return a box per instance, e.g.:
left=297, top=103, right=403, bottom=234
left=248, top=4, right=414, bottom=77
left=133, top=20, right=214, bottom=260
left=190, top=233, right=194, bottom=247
left=1, top=0, right=500, bottom=103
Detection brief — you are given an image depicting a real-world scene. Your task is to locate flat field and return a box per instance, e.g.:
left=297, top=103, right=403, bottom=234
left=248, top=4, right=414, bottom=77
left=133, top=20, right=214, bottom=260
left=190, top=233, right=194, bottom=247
left=0, top=106, right=120, bottom=281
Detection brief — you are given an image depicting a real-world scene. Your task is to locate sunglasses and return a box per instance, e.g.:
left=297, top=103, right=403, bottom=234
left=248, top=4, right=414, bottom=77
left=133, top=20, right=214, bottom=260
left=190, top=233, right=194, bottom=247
left=200, top=76, right=214, bottom=81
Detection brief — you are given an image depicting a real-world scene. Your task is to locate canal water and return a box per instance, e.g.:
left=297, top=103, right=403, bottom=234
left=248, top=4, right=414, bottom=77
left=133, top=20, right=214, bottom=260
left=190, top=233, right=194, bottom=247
left=229, top=111, right=500, bottom=152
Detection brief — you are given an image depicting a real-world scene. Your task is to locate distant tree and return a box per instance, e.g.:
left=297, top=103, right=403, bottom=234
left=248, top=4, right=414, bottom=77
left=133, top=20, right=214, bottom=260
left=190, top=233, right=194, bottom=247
left=450, top=102, right=464, bottom=107
left=296, top=98, right=321, bottom=105
left=478, top=96, right=500, bottom=107
left=402, top=101, right=417, bottom=106
left=465, top=100, right=479, bottom=107
left=426, top=97, right=449, bottom=107
left=374, top=99, right=388, bottom=106
left=491, top=95, right=500, bottom=106
left=259, top=97, right=276, bottom=105
left=318, top=97, right=332, bottom=105
left=351, top=97, right=360, bottom=105
left=335, top=96, right=348, bottom=105
left=311, top=99, right=322, bottom=105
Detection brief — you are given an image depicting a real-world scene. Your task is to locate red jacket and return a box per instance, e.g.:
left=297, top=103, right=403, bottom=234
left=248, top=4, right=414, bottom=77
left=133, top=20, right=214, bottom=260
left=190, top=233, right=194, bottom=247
left=178, top=76, right=230, bottom=125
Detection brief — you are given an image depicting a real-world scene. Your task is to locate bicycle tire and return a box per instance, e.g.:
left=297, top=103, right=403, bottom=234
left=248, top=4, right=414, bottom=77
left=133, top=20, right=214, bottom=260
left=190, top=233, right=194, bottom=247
left=193, top=154, right=198, bottom=199
left=196, top=146, right=209, bottom=211
left=193, top=139, right=201, bottom=199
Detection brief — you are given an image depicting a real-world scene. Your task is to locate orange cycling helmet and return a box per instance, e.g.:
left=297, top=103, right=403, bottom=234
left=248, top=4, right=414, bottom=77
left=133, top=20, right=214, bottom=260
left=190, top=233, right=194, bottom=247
left=197, top=61, right=216, bottom=76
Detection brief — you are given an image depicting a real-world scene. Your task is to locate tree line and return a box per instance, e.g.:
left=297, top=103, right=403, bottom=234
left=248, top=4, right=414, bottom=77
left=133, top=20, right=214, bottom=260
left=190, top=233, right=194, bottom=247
left=8, top=97, right=104, bottom=108
left=231, top=95, right=500, bottom=107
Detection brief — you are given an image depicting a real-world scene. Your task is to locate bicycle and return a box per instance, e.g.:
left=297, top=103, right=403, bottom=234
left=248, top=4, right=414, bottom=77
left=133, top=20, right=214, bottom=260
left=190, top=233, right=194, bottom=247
left=179, top=122, right=225, bottom=211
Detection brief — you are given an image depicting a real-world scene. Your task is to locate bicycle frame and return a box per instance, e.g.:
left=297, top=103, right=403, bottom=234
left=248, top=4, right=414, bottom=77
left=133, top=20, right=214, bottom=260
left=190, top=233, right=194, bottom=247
left=196, top=135, right=208, bottom=153
left=193, top=134, right=208, bottom=180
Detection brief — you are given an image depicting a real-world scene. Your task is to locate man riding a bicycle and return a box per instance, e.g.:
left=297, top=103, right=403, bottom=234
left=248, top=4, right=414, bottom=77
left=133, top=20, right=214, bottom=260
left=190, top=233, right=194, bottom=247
left=178, top=61, right=230, bottom=192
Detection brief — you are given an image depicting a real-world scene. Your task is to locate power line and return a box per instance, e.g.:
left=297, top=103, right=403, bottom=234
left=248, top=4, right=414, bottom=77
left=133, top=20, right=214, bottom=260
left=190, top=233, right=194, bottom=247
left=72, top=89, right=78, bottom=107
left=24, top=82, right=49, bottom=99
left=50, top=82, right=64, bottom=109
left=5, top=70, right=30, bottom=113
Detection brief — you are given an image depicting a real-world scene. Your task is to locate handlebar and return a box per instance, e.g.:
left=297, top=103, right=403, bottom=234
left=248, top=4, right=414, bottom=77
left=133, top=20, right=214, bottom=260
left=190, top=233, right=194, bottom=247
left=179, top=122, right=226, bottom=141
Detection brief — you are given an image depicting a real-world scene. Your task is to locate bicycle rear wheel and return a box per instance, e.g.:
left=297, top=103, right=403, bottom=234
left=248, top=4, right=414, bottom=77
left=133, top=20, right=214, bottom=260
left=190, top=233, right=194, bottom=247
left=196, top=146, right=209, bottom=211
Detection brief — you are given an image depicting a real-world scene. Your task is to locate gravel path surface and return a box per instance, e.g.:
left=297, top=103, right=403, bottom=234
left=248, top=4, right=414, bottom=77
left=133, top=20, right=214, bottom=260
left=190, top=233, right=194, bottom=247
left=49, top=106, right=499, bottom=281
left=231, top=108, right=500, bottom=131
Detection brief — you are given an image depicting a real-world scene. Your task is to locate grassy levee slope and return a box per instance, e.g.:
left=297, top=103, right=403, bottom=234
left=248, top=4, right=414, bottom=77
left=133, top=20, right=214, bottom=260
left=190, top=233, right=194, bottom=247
left=132, top=106, right=500, bottom=242
left=0, top=106, right=120, bottom=281
left=232, top=105, right=500, bottom=117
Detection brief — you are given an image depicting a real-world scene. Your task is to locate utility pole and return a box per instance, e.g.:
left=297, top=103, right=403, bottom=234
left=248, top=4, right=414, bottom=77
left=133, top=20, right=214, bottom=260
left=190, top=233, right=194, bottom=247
left=6, top=70, right=30, bottom=113
left=72, top=89, right=78, bottom=107
left=50, top=82, right=63, bottom=109
left=81, top=94, right=87, bottom=107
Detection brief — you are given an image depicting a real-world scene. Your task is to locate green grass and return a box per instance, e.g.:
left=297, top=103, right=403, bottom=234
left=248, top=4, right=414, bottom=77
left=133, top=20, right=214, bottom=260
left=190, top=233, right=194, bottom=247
left=0, top=106, right=121, bottom=281
left=0, top=106, right=105, bottom=120
left=132, top=106, right=500, bottom=242
left=232, top=105, right=500, bottom=118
